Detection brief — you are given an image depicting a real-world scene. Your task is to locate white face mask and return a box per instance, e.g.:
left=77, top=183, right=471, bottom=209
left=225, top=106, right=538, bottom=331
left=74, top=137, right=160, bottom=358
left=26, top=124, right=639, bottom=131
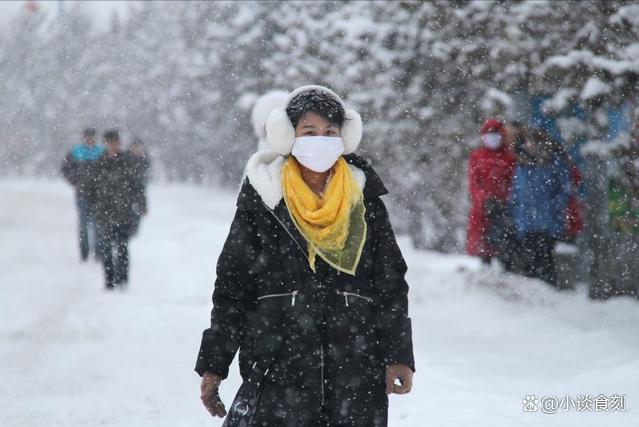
left=482, top=132, right=502, bottom=150
left=292, top=136, right=345, bottom=173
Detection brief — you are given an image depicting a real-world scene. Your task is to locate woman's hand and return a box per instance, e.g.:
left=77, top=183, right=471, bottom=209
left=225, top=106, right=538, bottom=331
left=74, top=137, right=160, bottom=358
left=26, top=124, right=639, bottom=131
left=200, top=372, right=226, bottom=417
left=385, top=364, right=413, bottom=395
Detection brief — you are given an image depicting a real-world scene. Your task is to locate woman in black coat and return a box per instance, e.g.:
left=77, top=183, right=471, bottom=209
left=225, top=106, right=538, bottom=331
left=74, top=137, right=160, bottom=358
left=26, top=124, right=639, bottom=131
left=196, top=85, right=414, bottom=426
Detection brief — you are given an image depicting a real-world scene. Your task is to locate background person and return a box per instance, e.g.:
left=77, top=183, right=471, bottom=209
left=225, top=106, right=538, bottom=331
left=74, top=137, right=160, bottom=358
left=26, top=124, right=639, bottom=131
left=591, top=140, right=639, bottom=298
left=510, top=127, right=571, bottom=286
left=466, top=118, right=516, bottom=269
left=61, top=127, right=105, bottom=261
left=127, top=137, right=151, bottom=237
left=87, top=130, right=139, bottom=290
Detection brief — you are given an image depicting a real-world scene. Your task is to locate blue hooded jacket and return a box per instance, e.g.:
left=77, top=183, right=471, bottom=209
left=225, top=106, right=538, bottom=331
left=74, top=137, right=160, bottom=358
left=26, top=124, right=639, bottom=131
left=70, top=143, right=105, bottom=161
left=511, top=157, right=571, bottom=239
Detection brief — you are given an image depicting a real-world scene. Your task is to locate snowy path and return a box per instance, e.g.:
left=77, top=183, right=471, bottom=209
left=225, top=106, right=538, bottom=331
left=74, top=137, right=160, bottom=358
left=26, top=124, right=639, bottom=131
left=1, top=179, right=638, bottom=426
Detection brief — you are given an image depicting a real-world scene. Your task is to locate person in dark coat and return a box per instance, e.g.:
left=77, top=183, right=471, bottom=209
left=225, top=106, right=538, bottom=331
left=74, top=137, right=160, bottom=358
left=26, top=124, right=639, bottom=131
left=466, top=119, right=516, bottom=269
left=127, top=138, right=151, bottom=237
left=61, top=127, right=105, bottom=261
left=196, top=85, right=415, bottom=426
left=510, top=126, right=571, bottom=286
left=590, top=139, right=639, bottom=299
left=87, top=130, right=139, bottom=290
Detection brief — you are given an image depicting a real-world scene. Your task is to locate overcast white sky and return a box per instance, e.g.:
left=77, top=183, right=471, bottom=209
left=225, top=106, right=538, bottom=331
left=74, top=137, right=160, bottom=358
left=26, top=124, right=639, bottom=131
left=0, top=1, right=131, bottom=32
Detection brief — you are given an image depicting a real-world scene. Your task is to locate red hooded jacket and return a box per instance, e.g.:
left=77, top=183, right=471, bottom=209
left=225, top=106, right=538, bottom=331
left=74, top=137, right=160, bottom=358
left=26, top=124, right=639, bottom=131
left=466, top=119, right=515, bottom=257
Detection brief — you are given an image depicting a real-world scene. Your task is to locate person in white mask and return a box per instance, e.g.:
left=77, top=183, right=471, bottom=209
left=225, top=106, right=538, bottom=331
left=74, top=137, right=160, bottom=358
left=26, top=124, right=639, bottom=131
left=466, top=118, right=517, bottom=269
left=196, top=85, right=414, bottom=426
left=481, top=130, right=503, bottom=150
left=287, top=103, right=346, bottom=195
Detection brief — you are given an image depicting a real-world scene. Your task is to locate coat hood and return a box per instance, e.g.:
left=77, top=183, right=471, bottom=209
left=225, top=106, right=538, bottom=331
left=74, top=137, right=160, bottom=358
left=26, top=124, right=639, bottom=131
left=480, top=118, right=505, bottom=136
left=479, top=118, right=508, bottom=150
left=512, top=127, right=561, bottom=166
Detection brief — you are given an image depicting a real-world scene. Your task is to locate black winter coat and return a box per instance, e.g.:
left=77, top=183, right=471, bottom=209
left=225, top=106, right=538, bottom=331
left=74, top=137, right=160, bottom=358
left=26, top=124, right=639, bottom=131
left=61, top=153, right=97, bottom=197
left=128, top=154, right=151, bottom=212
left=195, top=154, right=414, bottom=426
left=86, top=152, right=141, bottom=227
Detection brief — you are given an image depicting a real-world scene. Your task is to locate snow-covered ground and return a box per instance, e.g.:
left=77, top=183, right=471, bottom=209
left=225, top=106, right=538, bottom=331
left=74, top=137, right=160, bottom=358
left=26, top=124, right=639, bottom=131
left=1, top=179, right=638, bottom=427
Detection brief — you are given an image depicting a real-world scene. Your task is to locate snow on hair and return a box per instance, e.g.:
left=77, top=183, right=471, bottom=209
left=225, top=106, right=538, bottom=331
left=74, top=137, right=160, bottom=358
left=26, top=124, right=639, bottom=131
left=265, top=85, right=362, bottom=156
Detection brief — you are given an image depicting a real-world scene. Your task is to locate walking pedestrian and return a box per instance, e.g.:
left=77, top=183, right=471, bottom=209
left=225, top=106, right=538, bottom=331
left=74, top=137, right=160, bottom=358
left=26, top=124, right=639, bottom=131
left=127, top=138, right=151, bottom=237
left=196, top=85, right=415, bottom=426
left=87, top=130, right=139, bottom=290
left=61, top=127, right=105, bottom=261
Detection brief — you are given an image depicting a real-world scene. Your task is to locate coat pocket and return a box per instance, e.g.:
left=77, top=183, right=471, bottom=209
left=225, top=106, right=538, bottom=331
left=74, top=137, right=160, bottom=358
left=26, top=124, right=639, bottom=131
left=257, top=290, right=299, bottom=307
left=335, top=290, right=373, bottom=306
left=333, top=289, right=376, bottom=351
left=331, top=289, right=383, bottom=388
left=254, top=290, right=308, bottom=386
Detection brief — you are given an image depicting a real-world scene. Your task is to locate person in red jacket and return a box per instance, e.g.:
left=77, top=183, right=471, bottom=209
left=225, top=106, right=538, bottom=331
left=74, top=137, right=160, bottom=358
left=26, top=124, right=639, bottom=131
left=466, top=118, right=516, bottom=269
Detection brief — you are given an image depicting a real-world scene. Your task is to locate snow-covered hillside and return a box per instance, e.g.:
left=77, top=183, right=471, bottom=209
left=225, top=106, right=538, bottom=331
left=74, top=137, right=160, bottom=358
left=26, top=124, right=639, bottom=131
left=1, top=179, right=637, bottom=427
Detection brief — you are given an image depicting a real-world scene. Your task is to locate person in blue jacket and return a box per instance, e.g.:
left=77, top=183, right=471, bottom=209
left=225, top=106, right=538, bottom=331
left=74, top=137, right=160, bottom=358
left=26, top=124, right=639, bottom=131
left=61, top=127, right=105, bottom=261
left=510, top=126, right=571, bottom=286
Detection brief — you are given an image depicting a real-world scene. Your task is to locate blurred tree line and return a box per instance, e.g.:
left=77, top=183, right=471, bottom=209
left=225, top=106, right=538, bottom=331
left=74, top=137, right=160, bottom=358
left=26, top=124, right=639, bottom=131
left=1, top=0, right=637, bottom=251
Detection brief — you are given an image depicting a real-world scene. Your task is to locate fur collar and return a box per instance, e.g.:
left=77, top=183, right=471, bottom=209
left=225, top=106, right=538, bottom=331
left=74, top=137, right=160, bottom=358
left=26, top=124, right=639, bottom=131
left=245, top=150, right=367, bottom=210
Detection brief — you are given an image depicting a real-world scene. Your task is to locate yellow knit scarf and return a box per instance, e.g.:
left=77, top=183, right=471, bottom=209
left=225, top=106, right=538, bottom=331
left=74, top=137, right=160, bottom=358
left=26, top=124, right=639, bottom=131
left=281, top=156, right=367, bottom=275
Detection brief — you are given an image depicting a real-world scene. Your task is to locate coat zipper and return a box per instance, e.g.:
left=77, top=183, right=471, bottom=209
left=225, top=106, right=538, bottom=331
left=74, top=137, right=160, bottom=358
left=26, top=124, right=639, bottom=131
left=335, top=290, right=373, bottom=307
left=320, top=343, right=325, bottom=407
left=257, top=290, right=298, bottom=306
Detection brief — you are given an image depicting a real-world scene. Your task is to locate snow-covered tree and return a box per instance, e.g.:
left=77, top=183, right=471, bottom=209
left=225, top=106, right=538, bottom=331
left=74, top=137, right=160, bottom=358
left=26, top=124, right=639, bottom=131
left=1, top=0, right=638, bottom=252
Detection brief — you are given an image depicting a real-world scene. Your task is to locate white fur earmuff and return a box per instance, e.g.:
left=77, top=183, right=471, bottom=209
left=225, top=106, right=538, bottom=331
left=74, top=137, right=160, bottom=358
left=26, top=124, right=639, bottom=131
left=265, top=85, right=363, bottom=156
left=251, top=90, right=289, bottom=140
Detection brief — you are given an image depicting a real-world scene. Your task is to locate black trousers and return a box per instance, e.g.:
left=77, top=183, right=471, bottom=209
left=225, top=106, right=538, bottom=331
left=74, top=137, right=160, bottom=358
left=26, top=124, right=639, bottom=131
left=76, top=195, right=94, bottom=260
left=519, top=232, right=556, bottom=286
left=590, top=234, right=639, bottom=299
left=251, top=379, right=388, bottom=426
left=99, top=223, right=131, bottom=288
left=484, top=200, right=517, bottom=272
